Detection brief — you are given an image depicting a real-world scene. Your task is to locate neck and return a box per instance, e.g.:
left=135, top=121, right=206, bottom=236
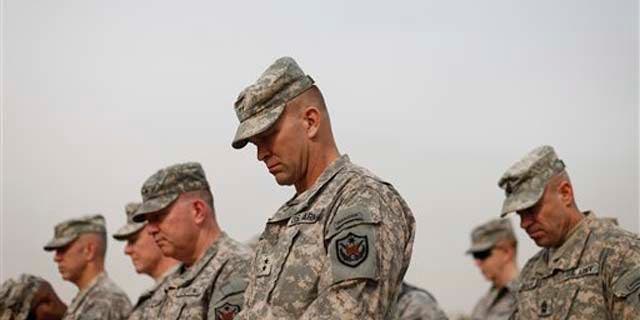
left=150, top=257, right=180, bottom=281
left=558, top=209, right=585, bottom=247
left=75, top=262, right=104, bottom=291
left=495, top=261, right=519, bottom=289
left=295, top=145, right=340, bottom=193
left=185, top=225, right=220, bottom=267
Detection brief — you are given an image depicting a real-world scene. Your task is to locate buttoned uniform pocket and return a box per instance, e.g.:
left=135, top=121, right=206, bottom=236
left=612, top=267, right=640, bottom=308
left=171, top=287, right=205, bottom=320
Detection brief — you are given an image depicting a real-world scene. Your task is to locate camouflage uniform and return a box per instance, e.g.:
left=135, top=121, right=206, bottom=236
left=0, top=274, right=47, bottom=320
left=231, top=57, right=416, bottom=319
left=131, top=162, right=252, bottom=320
left=43, top=214, right=132, bottom=320
left=467, top=219, right=518, bottom=320
left=499, top=146, right=640, bottom=319
left=396, top=282, right=449, bottom=320
left=469, top=281, right=517, bottom=320
left=127, top=266, right=178, bottom=320
left=113, top=202, right=180, bottom=320
left=63, top=273, right=131, bottom=320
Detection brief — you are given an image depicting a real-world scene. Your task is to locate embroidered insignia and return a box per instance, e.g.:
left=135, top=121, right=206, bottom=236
left=288, top=211, right=319, bottom=226
left=215, top=303, right=241, bottom=320
left=336, top=232, right=368, bottom=267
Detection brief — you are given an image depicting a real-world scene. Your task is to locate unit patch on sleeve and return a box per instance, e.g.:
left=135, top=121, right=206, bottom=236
left=336, top=232, right=369, bottom=268
left=215, top=303, right=241, bottom=320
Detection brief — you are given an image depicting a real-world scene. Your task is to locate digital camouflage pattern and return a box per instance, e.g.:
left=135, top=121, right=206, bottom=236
left=132, top=162, right=210, bottom=223
left=467, top=218, right=516, bottom=254
left=0, top=274, right=47, bottom=320
left=62, top=273, right=131, bottom=320
left=498, top=145, right=565, bottom=217
left=236, top=155, right=416, bottom=319
left=127, top=265, right=180, bottom=320
left=113, top=202, right=144, bottom=240
left=43, top=215, right=106, bottom=251
left=470, top=280, right=517, bottom=320
left=511, top=212, right=640, bottom=319
left=145, top=232, right=252, bottom=320
left=395, top=282, right=449, bottom=320
left=232, top=56, right=314, bottom=149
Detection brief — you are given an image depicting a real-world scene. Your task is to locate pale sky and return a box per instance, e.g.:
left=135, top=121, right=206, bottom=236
left=1, top=0, right=638, bottom=316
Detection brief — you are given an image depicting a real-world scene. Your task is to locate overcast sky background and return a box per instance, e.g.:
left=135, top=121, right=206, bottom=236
left=1, top=0, right=638, bottom=316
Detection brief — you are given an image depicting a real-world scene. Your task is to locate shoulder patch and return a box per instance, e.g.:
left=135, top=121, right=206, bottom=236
left=613, top=267, right=640, bottom=298
left=214, top=302, right=241, bottom=320
left=326, top=205, right=378, bottom=239
left=328, top=222, right=378, bottom=284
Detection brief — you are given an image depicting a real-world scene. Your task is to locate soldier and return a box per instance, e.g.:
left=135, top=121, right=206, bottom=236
left=499, top=145, right=640, bottom=319
left=112, top=202, right=180, bottom=320
left=0, top=274, right=67, bottom=320
left=230, top=57, right=416, bottom=319
left=466, top=219, right=519, bottom=320
left=131, top=162, right=252, bottom=319
left=395, top=282, right=449, bottom=320
left=43, top=214, right=131, bottom=320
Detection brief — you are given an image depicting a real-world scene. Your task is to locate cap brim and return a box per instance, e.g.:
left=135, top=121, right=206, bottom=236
left=132, top=194, right=179, bottom=223
left=43, top=236, right=77, bottom=251
left=500, top=186, right=544, bottom=217
left=112, top=222, right=145, bottom=241
left=465, top=242, right=495, bottom=254
left=232, top=103, right=285, bottom=149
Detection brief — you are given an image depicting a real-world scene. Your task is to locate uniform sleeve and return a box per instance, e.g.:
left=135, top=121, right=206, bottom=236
left=77, top=296, right=131, bottom=320
left=608, top=238, right=640, bottom=319
left=299, top=185, right=414, bottom=320
left=207, top=267, right=249, bottom=320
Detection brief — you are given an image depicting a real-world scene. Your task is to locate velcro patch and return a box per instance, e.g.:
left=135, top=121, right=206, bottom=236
left=326, top=206, right=378, bottom=239
left=328, top=223, right=378, bottom=284
left=613, top=267, right=640, bottom=298
left=562, top=263, right=600, bottom=281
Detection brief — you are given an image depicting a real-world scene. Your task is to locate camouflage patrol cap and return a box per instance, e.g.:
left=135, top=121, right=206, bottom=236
left=232, top=56, right=315, bottom=149
left=466, top=218, right=516, bottom=254
left=132, top=162, right=210, bottom=223
left=113, top=202, right=145, bottom=241
left=0, top=274, right=47, bottom=320
left=43, top=214, right=106, bottom=251
left=498, top=145, right=565, bottom=217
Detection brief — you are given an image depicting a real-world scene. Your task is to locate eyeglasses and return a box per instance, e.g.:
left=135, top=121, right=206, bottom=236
left=472, top=248, right=493, bottom=261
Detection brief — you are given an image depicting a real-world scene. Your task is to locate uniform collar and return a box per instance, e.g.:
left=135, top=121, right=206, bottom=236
left=67, top=272, right=106, bottom=315
left=138, top=264, right=180, bottom=301
left=542, top=211, right=596, bottom=274
left=269, top=155, right=350, bottom=222
left=171, top=233, right=228, bottom=288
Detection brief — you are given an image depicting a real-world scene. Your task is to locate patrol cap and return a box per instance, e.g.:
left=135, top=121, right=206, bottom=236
left=0, top=274, right=47, bottom=320
left=43, top=214, right=106, bottom=251
left=132, top=162, right=210, bottom=223
left=498, top=145, right=565, bottom=217
left=467, top=218, right=516, bottom=254
left=112, top=202, right=144, bottom=241
left=232, top=56, right=315, bottom=149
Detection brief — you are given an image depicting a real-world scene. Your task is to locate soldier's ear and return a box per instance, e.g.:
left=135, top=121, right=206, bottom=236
left=83, top=241, right=97, bottom=261
left=192, top=198, right=207, bottom=225
left=302, top=106, right=320, bottom=139
left=557, top=180, right=574, bottom=207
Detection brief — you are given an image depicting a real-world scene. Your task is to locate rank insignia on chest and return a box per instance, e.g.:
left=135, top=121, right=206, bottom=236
left=215, top=303, right=241, bottom=320
left=538, top=299, right=552, bottom=317
left=336, top=232, right=369, bottom=267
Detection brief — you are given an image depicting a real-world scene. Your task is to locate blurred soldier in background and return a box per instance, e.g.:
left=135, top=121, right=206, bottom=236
left=0, top=274, right=67, bottom=320
left=396, top=282, right=449, bottom=320
left=132, top=162, right=252, bottom=319
left=43, top=214, right=131, bottom=320
left=112, top=202, right=180, bottom=320
left=499, top=145, right=640, bottom=319
left=467, top=219, right=518, bottom=320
